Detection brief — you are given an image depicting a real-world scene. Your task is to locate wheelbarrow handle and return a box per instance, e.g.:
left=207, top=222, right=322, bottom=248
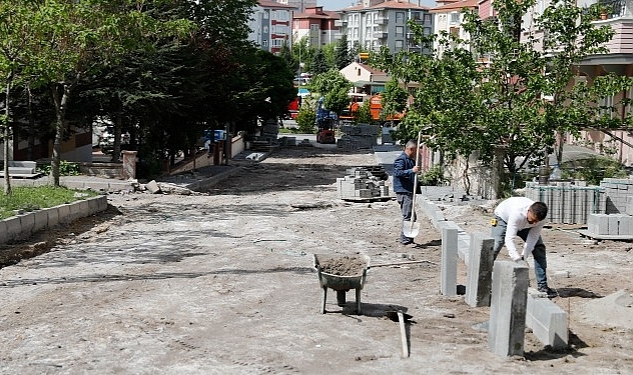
left=368, top=260, right=436, bottom=269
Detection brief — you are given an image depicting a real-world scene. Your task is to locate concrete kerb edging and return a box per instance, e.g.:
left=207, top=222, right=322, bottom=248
left=417, top=196, right=569, bottom=352
left=0, top=195, right=108, bottom=245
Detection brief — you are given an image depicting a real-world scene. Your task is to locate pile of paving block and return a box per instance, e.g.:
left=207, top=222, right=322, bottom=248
left=582, top=177, right=633, bottom=238
left=336, top=124, right=380, bottom=151
left=336, top=167, right=391, bottom=201
left=526, top=177, right=633, bottom=238
left=524, top=181, right=605, bottom=224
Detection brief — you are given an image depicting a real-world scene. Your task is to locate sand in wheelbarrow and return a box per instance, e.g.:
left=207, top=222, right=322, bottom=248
left=319, top=256, right=366, bottom=276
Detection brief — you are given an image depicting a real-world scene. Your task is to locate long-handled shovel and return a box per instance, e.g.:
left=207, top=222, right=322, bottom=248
left=402, top=131, right=421, bottom=238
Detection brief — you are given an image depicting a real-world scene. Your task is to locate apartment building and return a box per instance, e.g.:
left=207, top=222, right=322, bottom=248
left=335, top=0, right=433, bottom=54
left=249, top=1, right=296, bottom=54
left=293, top=6, right=340, bottom=47
left=276, top=0, right=317, bottom=12
left=516, top=0, right=633, bottom=165
left=430, top=0, right=479, bottom=57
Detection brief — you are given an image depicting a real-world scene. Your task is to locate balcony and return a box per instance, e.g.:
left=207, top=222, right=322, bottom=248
left=596, top=0, right=627, bottom=20
left=590, top=0, right=633, bottom=55
left=334, top=19, right=347, bottom=27
left=375, top=18, right=388, bottom=25
left=373, top=31, right=388, bottom=39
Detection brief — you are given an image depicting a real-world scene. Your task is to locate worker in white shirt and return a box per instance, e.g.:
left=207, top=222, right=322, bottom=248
left=491, top=197, right=555, bottom=298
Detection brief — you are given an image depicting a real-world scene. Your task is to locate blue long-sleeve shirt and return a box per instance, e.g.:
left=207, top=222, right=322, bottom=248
left=393, top=151, right=419, bottom=194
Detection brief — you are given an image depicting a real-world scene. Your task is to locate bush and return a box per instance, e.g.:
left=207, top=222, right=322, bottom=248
left=36, top=161, right=80, bottom=176
left=296, top=104, right=316, bottom=134
left=418, top=165, right=447, bottom=186
left=561, top=156, right=628, bottom=185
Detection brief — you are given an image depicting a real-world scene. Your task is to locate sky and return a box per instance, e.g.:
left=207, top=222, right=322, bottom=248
left=317, top=0, right=436, bottom=11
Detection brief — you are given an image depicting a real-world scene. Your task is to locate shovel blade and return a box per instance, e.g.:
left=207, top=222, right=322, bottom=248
left=402, top=220, right=420, bottom=238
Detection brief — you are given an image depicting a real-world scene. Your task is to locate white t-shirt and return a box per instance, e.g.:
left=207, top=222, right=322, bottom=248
left=494, top=197, right=545, bottom=260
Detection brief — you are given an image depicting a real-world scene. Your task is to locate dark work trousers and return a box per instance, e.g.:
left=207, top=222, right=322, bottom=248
left=491, top=216, right=548, bottom=289
left=397, top=192, right=416, bottom=244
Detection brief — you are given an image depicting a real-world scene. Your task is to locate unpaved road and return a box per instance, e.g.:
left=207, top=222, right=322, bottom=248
left=0, top=146, right=632, bottom=374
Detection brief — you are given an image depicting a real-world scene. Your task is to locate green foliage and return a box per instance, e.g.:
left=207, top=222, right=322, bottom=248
left=356, top=100, right=374, bottom=124
left=379, top=0, right=633, bottom=196
left=311, top=49, right=329, bottom=75
left=37, top=161, right=80, bottom=176
left=296, top=100, right=316, bottom=133
left=561, top=157, right=628, bottom=185
left=418, top=165, right=447, bottom=186
left=335, top=35, right=352, bottom=70
left=310, top=69, right=352, bottom=115
left=381, top=78, right=408, bottom=121
left=0, top=186, right=99, bottom=220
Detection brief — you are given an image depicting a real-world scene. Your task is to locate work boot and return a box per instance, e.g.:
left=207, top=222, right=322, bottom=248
left=538, top=286, right=557, bottom=298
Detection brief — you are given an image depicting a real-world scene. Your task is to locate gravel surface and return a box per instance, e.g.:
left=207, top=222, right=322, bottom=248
left=0, top=145, right=632, bottom=374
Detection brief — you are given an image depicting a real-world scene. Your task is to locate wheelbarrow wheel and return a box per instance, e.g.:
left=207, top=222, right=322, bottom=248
left=321, top=287, right=327, bottom=314
left=337, top=290, right=346, bottom=306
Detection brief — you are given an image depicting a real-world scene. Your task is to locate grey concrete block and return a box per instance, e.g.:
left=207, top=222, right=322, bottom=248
left=47, top=207, right=60, bottom=228
left=78, top=200, right=91, bottom=216
left=0, top=220, right=6, bottom=244
left=4, top=216, right=21, bottom=242
left=18, top=213, right=35, bottom=235
left=440, top=224, right=458, bottom=296
left=69, top=202, right=83, bottom=221
left=489, top=261, right=529, bottom=357
left=33, top=210, right=49, bottom=232
left=608, top=215, right=620, bottom=235
left=526, top=294, right=568, bottom=349
left=465, top=232, right=494, bottom=307
left=57, top=204, right=72, bottom=224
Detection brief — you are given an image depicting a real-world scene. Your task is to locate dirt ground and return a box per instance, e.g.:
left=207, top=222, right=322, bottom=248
left=1, top=145, right=632, bottom=374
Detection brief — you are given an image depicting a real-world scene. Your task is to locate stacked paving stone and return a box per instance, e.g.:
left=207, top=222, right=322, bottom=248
left=337, top=167, right=390, bottom=200
left=600, top=177, right=633, bottom=214
left=336, top=124, right=380, bottom=151
left=586, top=214, right=633, bottom=236
left=524, top=181, right=605, bottom=224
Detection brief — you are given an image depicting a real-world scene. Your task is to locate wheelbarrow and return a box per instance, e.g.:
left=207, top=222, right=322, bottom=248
left=314, top=254, right=435, bottom=315
left=313, top=254, right=370, bottom=315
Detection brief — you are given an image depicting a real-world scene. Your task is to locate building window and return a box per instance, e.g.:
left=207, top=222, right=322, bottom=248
left=424, top=27, right=431, bottom=36
left=262, top=40, right=268, bottom=47
left=396, top=12, right=405, bottom=23
left=263, top=10, right=269, bottom=19
left=600, top=95, right=615, bottom=118
left=450, top=12, right=460, bottom=23
left=274, top=10, right=289, bottom=21
left=424, top=14, right=432, bottom=23
left=310, top=24, right=319, bottom=31
left=395, top=40, right=404, bottom=52
left=411, top=11, right=421, bottom=20
left=366, top=27, right=372, bottom=38
left=395, top=26, right=404, bottom=37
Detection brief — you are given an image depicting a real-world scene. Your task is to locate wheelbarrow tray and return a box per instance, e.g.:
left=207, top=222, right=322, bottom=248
left=313, top=254, right=370, bottom=291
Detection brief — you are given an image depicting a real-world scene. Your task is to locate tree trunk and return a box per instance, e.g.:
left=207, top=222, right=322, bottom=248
left=3, top=71, right=13, bottom=195
left=111, top=112, right=123, bottom=163
left=26, top=86, right=35, bottom=161
left=50, top=83, right=71, bottom=187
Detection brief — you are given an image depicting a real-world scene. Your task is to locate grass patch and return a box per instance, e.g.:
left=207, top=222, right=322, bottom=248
left=0, top=186, right=100, bottom=220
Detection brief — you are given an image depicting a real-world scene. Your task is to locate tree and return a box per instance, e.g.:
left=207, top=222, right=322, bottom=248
left=28, top=0, right=193, bottom=186
left=381, top=78, right=408, bottom=125
left=311, top=49, right=329, bottom=75
left=0, top=1, right=40, bottom=194
left=335, top=35, right=352, bottom=70
left=381, top=0, right=633, bottom=195
left=310, top=69, right=352, bottom=118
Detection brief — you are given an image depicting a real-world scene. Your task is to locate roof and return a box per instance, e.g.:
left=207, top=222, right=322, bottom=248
left=257, top=1, right=296, bottom=9
left=342, top=0, right=430, bottom=12
left=294, top=10, right=340, bottom=19
left=430, top=0, right=479, bottom=12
